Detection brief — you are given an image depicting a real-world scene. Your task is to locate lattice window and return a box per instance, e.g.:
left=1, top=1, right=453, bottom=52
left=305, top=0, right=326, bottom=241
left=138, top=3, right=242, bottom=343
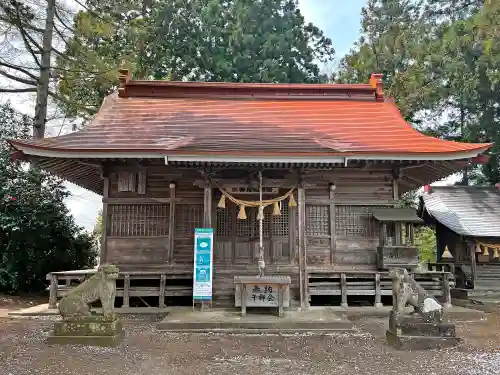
left=272, top=202, right=289, bottom=237
left=216, top=206, right=233, bottom=237
left=175, top=204, right=203, bottom=236
left=108, top=204, right=169, bottom=236
left=335, top=206, right=379, bottom=237
left=306, top=205, right=330, bottom=237
left=217, top=203, right=289, bottom=238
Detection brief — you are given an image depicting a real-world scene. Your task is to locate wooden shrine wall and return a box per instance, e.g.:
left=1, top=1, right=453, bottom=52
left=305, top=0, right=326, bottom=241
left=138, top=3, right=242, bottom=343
left=105, top=168, right=204, bottom=266
left=102, top=166, right=395, bottom=271
left=303, top=170, right=392, bottom=269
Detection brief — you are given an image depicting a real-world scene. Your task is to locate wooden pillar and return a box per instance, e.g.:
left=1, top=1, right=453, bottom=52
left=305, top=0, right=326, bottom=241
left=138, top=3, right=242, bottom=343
left=289, top=196, right=297, bottom=265
left=297, top=178, right=309, bottom=309
left=392, top=169, right=401, bottom=245
left=99, top=176, right=110, bottom=265
left=203, top=177, right=212, bottom=228
left=395, top=223, right=403, bottom=245
left=159, top=274, right=166, bottom=308
left=329, top=183, right=336, bottom=265
left=470, top=241, right=477, bottom=286
left=340, top=273, right=348, bottom=308
left=380, top=223, right=387, bottom=247
left=168, top=183, right=176, bottom=263
left=374, top=273, right=382, bottom=308
left=405, top=223, right=411, bottom=245
left=122, top=273, right=130, bottom=308
left=392, top=169, right=400, bottom=202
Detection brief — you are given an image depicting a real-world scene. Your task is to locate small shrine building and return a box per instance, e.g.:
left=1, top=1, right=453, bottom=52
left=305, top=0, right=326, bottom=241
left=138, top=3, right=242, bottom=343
left=8, top=71, right=493, bottom=310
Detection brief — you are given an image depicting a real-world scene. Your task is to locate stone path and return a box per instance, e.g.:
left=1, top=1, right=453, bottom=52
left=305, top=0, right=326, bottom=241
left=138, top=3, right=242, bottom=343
left=0, top=314, right=499, bottom=375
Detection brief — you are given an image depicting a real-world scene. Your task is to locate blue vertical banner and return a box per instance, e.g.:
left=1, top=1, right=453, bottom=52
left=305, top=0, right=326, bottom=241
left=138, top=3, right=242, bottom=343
left=193, top=228, right=214, bottom=301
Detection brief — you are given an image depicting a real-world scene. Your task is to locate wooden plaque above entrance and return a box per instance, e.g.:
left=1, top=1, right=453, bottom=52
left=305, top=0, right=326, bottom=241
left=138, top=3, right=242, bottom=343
left=193, top=179, right=317, bottom=189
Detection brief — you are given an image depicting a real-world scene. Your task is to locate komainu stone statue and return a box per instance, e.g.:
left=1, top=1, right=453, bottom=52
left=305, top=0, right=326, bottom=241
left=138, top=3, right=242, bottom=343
left=58, top=264, right=119, bottom=321
left=386, top=267, right=461, bottom=350
left=389, top=267, right=443, bottom=324
left=48, top=264, right=123, bottom=347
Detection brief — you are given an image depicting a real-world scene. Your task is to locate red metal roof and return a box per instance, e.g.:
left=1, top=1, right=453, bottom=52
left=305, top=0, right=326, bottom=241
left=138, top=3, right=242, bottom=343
left=9, top=73, right=492, bottom=159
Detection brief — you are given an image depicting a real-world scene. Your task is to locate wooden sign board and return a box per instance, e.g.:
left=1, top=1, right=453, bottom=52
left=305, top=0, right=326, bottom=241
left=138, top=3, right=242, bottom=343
left=245, top=283, right=279, bottom=307
left=234, top=276, right=290, bottom=308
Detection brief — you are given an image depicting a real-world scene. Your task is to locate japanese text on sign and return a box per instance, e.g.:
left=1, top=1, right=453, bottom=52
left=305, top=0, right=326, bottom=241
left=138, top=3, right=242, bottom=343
left=246, top=284, right=278, bottom=307
left=193, top=228, right=214, bottom=301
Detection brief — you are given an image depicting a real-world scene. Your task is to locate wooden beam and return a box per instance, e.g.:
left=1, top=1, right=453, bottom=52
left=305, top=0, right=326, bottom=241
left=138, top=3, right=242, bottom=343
left=335, top=200, right=396, bottom=206
left=374, top=273, right=382, bottom=308
left=289, top=193, right=297, bottom=265
left=99, top=177, right=110, bottom=264
left=392, top=168, right=400, bottom=202
left=203, top=176, right=212, bottom=228
left=392, top=168, right=402, bottom=246
left=297, top=175, right=309, bottom=309
left=469, top=240, right=477, bottom=287
left=122, top=273, right=130, bottom=308
left=329, top=184, right=336, bottom=265
left=159, top=274, right=166, bottom=308
left=340, top=273, right=348, bottom=308
left=168, top=183, right=176, bottom=263
left=194, top=178, right=317, bottom=189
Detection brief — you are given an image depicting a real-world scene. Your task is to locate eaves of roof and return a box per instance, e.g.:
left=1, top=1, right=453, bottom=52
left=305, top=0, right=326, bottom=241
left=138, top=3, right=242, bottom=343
left=422, top=186, right=500, bottom=237
left=6, top=72, right=493, bottom=162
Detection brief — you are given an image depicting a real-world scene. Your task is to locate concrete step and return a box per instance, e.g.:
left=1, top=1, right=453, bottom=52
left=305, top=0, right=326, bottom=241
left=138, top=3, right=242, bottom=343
left=158, top=308, right=355, bottom=333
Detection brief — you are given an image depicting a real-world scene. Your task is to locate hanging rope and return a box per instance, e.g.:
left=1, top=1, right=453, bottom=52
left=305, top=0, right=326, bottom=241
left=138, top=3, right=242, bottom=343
left=258, top=171, right=265, bottom=276
left=475, top=241, right=500, bottom=258
left=215, top=182, right=297, bottom=220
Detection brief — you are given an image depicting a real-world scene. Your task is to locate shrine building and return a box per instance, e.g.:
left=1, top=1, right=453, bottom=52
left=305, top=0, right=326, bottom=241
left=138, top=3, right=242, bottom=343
left=8, top=70, right=493, bottom=311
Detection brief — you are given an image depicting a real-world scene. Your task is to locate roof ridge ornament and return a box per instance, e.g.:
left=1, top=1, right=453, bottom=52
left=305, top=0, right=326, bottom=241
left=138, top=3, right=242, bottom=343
left=370, top=73, right=384, bottom=101
left=118, top=68, right=132, bottom=97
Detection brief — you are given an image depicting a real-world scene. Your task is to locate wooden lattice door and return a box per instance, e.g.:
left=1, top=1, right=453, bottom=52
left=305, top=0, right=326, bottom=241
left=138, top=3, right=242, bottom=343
left=235, top=207, right=269, bottom=264
left=215, top=201, right=292, bottom=265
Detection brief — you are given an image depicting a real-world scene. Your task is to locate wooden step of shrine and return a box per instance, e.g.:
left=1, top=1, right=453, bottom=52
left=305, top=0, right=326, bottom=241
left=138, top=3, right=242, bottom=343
left=157, top=308, right=355, bottom=333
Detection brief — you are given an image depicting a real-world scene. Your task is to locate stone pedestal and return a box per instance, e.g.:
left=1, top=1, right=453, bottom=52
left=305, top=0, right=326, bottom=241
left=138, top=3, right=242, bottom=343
left=47, top=318, right=124, bottom=347
left=386, top=313, right=462, bottom=350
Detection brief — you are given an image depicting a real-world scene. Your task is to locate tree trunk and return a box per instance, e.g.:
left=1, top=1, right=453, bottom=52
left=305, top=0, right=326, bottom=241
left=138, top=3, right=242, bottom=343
left=33, top=0, right=56, bottom=139
left=460, top=96, right=469, bottom=185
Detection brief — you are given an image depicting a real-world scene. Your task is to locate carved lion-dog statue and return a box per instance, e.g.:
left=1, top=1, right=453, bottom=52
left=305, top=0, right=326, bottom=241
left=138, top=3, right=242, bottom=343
left=389, top=267, right=443, bottom=325
left=58, top=264, right=119, bottom=321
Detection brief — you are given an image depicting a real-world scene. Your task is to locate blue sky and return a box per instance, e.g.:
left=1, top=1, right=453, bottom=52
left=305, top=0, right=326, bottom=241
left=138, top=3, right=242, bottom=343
left=298, top=0, right=366, bottom=60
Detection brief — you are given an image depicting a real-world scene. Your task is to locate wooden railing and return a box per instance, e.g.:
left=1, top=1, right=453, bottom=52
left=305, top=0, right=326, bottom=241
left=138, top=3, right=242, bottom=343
left=46, top=269, right=193, bottom=311
left=48, top=268, right=455, bottom=311
left=427, top=262, right=457, bottom=274
left=308, top=270, right=453, bottom=308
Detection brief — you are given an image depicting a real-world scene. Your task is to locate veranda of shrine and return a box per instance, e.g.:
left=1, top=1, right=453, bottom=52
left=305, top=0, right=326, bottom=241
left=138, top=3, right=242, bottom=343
left=8, top=70, right=493, bottom=312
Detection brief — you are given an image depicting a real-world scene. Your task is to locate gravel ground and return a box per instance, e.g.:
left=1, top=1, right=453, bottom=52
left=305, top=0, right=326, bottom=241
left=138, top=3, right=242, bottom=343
left=0, top=315, right=499, bottom=375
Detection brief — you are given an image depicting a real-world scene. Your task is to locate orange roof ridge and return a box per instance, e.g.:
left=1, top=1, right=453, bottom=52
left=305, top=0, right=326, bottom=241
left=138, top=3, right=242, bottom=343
left=117, top=69, right=384, bottom=101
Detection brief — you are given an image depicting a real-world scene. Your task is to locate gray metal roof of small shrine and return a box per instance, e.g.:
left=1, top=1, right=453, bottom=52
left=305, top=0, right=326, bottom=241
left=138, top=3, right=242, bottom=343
left=371, top=208, right=423, bottom=223
left=421, top=186, right=500, bottom=237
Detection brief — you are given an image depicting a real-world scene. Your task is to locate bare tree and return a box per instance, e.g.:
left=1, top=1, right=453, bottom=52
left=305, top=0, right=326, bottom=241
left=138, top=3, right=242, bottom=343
left=0, top=0, right=89, bottom=138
